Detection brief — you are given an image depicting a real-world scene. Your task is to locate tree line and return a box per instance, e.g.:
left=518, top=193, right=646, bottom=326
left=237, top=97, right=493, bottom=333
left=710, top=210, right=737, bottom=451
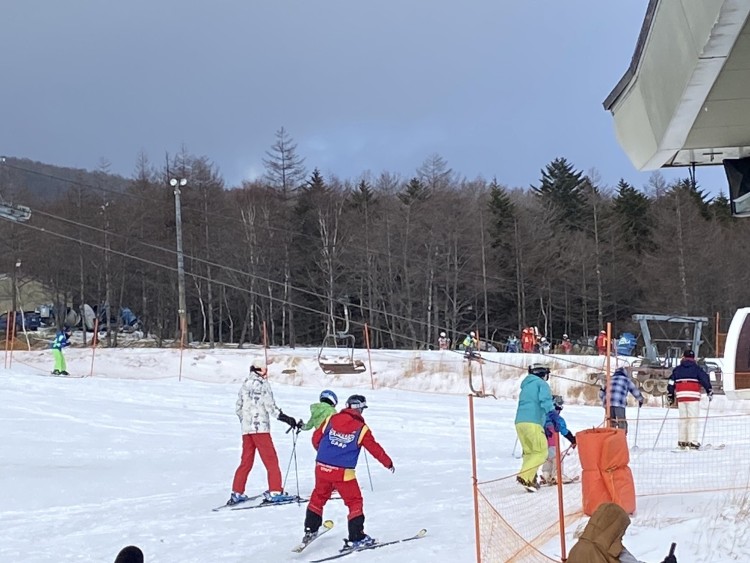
left=0, top=129, right=746, bottom=352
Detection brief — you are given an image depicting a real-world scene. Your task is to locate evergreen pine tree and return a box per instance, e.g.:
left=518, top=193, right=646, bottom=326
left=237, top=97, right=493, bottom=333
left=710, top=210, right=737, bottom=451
left=531, top=157, right=587, bottom=231
left=612, top=179, right=654, bottom=255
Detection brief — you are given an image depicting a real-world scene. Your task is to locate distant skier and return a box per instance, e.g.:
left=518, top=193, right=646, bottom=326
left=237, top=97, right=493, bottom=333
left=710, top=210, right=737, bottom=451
left=560, top=334, right=573, bottom=354
left=300, top=389, right=338, bottom=432
left=226, top=364, right=300, bottom=506
left=300, top=394, right=394, bottom=551
left=437, top=332, right=451, bottom=351
left=596, top=330, right=609, bottom=355
left=506, top=334, right=520, bottom=353
left=599, top=367, right=644, bottom=434
left=540, top=337, right=551, bottom=355
left=51, top=326, right=71, bottom=375
left=514, top=365, right=557, bottom=491
left=667, top=349, right=713, bottom=450
left=521, top=327, right=535, bottom=353
left=540, top=395, right=576, bottom=485
left=462, top=331, right=479, bottom=359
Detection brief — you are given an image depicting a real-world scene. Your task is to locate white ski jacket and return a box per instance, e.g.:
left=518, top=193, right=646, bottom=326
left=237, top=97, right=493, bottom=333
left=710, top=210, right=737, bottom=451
left=235, top=373, right=282, bottom=434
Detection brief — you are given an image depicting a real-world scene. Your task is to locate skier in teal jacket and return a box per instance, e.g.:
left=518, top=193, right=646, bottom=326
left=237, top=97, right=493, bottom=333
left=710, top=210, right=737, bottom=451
left=514, top=365, right=556, bottom=491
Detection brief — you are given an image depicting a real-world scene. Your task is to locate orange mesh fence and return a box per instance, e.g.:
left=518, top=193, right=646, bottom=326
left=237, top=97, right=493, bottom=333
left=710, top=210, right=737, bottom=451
left=474, top=407, right=750, bottom=563
left=625, top=407, right=750, bottom=496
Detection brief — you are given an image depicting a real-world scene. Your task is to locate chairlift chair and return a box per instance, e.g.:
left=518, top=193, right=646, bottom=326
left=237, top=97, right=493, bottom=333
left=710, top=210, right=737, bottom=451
left=317, top=302, right=367, bottom=375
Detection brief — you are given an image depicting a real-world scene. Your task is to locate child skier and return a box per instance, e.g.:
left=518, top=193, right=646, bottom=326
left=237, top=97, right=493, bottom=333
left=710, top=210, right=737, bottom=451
left=300, top=394, right=394, bottom=551
left=540, top=395, right=576, bottom=485
left=300, top=389, right=338, bottom=431
left=51, top=326, right=71, bottom=375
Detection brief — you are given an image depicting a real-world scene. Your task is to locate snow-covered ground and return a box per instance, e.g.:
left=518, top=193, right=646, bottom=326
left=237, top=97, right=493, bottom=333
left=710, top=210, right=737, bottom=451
left=1, top=347, right=749, bottom=562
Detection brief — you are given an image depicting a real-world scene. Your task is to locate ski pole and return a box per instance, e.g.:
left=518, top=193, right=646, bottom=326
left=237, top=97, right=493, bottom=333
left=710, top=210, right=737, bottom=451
left=700, top=396, right=712, bottom=447
left=282, top=429, right=301, bottom=498
left=363, top=450, right=374, bottom=492
left=632, top=405, right=641, bottom=452
left=653, top=402, right=671, bottom=450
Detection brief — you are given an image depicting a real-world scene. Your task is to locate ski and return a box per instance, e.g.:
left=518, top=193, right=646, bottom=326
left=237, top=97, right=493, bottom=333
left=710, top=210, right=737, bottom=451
left=291, top=520, right=334, bottom=553
left=230, top=495, right=307, bottom=510
left=44, top=372, right=85, bottom=378
left=540, top=476, right=579, bottom=487
left=211, top=493, right=265, bottom=512
left=310, top=529, right=427, bottom=562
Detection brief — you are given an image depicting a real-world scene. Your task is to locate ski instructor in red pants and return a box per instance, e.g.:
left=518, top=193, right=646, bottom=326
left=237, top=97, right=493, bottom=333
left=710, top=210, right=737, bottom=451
left=300, top=394, right=394, bottom=550
left=226, top=364, right=300, bottom=506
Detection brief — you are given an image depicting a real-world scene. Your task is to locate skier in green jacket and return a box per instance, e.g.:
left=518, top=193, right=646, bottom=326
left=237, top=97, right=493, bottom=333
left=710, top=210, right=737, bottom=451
left=301, top=390, right=338, bottom=431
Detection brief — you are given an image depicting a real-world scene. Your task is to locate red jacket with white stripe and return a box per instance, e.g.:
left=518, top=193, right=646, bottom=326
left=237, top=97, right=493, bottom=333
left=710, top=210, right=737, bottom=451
left=667, top=359, right=712, bottom=402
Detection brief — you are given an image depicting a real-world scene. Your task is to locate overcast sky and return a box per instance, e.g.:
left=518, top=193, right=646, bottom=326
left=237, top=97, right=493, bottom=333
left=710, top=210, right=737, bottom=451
left=0, top=0, right=729, bottom=194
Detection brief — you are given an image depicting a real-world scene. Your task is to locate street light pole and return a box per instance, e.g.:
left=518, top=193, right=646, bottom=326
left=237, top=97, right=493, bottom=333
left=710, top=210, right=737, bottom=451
left=170, top=178, right=188, bottom=346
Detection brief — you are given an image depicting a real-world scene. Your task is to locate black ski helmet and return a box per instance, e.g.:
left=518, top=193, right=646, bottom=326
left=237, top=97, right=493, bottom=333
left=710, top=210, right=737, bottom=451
left=320, top=389, right=338, bottom=407
left=552, top=395, right=564, bottom=410
left=345, top=394, right=368, bottom=411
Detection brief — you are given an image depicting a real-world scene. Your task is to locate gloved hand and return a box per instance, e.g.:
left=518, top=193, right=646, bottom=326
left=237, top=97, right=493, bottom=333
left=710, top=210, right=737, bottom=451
left=638, top=398, right=644, bottom=408
left=548, top=409, right=561, bottom=426
left=387, top=464, right=395, bottom=474
left=566, top=432, right=576, bottom=447
left=662, top=555, right=677, bottom=563
left=296, top=419, right=304, bottom=430
left=667, top=395, right=675, bottom=407
left=708, top=390, right=714, bottom=402
left=277, top=411, right=298, bottom=429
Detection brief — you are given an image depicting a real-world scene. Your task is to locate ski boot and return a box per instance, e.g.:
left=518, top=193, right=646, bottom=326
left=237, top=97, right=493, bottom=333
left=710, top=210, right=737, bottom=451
left=226, top=492, right=249, bottom=506
left=263, top=490, right=295, bottom=503
left=344, top=535, right=376, bottom=551
left=51, top=369, right=61, bottom=375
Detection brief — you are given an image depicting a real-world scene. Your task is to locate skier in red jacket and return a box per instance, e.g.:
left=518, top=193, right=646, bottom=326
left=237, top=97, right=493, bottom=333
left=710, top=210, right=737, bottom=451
left=300, top=394, right=394, bottom=551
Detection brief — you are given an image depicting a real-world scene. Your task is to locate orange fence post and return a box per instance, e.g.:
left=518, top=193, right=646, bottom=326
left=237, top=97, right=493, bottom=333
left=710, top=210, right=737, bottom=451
left=7, top=311, right=14, bottom=368
left=605, top=322, right=612, bottom=428
left=554, top=432, right=567, bottom=561
left=89, top=318, right=99, bottom=377
left=468, top=394, right=482, bottom=563
left=715, top=311, right=720, bottom=353
left=4, top=310, right=10, bottom=368
left=364, top=323, right=374, bottom=390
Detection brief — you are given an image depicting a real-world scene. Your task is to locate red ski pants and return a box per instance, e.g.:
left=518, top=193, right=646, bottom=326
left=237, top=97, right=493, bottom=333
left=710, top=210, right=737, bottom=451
left=308, top=462, right=363, bottom=521
left=231, top=433, right=283, bottom=494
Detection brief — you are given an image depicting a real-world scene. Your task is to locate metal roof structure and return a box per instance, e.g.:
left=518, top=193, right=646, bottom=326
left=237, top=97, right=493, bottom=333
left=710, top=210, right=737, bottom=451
left=604, top=1, right=750, bottom=171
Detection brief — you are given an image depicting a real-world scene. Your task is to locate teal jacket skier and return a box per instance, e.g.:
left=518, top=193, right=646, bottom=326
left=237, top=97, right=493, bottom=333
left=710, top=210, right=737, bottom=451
left=51, top=328, right=71, bottom=375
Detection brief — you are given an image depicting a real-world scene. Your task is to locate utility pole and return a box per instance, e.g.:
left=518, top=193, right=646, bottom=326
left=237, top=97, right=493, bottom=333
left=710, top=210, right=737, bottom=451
left=170, top=178, right=188, bottom=345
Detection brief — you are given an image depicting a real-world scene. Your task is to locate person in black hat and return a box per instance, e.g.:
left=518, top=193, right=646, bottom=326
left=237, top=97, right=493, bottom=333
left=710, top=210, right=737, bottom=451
left=667, top=349, right=713, bottom=450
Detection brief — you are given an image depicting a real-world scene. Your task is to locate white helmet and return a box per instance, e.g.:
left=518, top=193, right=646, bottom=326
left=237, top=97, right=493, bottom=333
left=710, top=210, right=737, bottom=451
left=563, top=334, right=569, bottom=339
left=440, top=332, right=446, bottom=337
left=470, top=331, right=475, bottom=337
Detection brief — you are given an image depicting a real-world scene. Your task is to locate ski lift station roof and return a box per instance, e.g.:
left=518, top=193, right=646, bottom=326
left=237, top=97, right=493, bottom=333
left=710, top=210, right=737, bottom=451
left=603, top=1, right=750, bottom=171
